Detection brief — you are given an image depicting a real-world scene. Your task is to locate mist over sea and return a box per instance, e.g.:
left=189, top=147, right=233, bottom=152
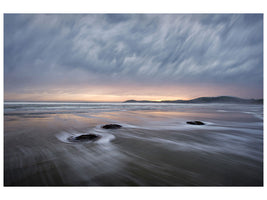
left=4, top=102, right=263, bottom=186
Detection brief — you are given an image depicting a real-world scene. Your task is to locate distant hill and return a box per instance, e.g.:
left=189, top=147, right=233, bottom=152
left=124, top=96, right=263, bottom=104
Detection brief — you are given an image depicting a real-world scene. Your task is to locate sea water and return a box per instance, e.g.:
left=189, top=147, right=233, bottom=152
left=4, top=102, right=263, bottom=186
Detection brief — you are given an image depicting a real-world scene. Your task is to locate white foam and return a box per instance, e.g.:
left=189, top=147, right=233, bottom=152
left=56, top=126, right=116, bottom=145
left=56, top=131, right=74, bottom=143
left=91, top=127, right=116, bottom=144
left=243, top=111, right=263, bottom=120
left=217, top=110, right=228, bottom=112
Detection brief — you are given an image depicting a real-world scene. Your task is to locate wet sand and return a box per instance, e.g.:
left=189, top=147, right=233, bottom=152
left=4, top=103, right=263, bottom=186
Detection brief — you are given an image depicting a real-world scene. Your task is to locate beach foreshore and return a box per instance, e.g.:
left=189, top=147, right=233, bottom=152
left=4, top=103, right=263, bottom=186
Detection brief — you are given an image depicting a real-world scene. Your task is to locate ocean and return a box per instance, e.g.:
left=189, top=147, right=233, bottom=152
left=4, top=102, right=263, bottom=186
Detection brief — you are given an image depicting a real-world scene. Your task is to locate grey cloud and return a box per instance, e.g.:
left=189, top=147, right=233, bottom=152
left=4, top=14, right=263, bottom=97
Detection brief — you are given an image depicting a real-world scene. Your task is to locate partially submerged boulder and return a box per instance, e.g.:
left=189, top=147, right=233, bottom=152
left=102, top=124, right=122, bottom=129
left=186, top=121, right=205, bottom=125
left=68, top=134, right=101, bottom=142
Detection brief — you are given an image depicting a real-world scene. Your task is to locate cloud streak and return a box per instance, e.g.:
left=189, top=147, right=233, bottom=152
left=4, top=14, right=263, bottom=101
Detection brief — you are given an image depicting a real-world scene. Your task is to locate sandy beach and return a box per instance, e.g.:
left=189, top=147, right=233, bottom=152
left=4, top=102, right=263, bottom=186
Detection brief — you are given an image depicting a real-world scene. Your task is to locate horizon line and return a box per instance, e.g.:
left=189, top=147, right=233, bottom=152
left=3, top=95, right=263, bottom=103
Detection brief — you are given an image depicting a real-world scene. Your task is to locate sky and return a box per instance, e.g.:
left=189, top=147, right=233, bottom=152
left=4, top=14, right=263, bottom=102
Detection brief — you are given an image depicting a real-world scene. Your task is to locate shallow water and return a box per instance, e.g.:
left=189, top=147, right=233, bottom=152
left=4, top=102, right=263, bottom=186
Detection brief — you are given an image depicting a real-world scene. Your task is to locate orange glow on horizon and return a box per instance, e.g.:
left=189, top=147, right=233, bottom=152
left=4, top=84, right=253, bottom=102
left=4, top=93, right=188, bottom=102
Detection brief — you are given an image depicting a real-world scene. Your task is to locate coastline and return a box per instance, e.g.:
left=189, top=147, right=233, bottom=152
left=4, top=102, right=263, bottom=186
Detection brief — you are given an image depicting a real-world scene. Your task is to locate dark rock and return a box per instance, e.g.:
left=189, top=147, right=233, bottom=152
left=102, top=124, right=122, bottom=129
left=186, top=121, right=205, bottom=125
left=68, top=134, right=101, bottom=142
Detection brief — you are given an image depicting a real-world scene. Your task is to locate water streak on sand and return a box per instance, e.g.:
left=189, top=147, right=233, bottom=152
left=4, top=102, right=263, bottom=186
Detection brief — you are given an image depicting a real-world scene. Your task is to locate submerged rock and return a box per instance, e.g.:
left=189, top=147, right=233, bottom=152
left=102, top=124, right=122, bottom=129
left=186, top=121, right=205, bottom=125
left=68, top=134, right=101, bottom=142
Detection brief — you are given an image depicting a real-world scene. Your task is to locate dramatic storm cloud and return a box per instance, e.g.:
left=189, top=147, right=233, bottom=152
left=4, top=14, right=263, bottom=101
